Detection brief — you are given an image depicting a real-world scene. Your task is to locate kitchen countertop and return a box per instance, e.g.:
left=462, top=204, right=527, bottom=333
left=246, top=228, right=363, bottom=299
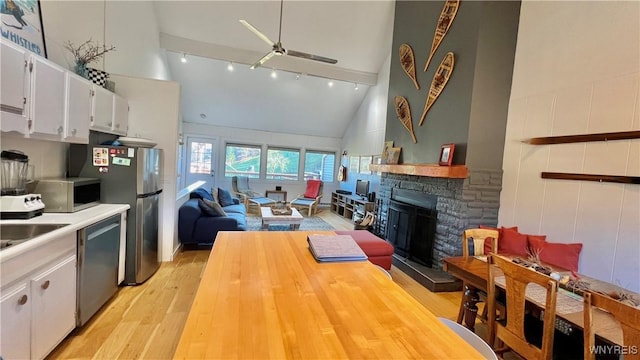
left=0, top=204, right=130, bottom=263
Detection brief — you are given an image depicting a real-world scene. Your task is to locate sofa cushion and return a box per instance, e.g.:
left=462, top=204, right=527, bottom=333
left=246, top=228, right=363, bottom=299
left=218, top=188, right=235, bottom=207
left=335, top=231, right=394, bottom=257
left=304, top=179, right=322, bottom=198
left=223, top=203, right=247, bottom=215
left=198, top=199, right=227, bottom=217
left=528, top=237, right=582, bottom=272
left=190, top=187, right=214, bottom=201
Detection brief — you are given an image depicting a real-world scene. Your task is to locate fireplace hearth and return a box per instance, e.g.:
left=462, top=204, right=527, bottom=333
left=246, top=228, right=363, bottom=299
left=374, top=169, right=502, bottom=291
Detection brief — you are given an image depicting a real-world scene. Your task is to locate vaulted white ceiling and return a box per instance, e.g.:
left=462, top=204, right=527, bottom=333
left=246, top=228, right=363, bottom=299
left=153, top=1, right=395, bottom=138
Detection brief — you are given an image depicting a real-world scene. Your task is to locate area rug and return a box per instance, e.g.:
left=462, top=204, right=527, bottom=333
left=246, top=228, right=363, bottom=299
left=246, top=215, right=335, bottom=231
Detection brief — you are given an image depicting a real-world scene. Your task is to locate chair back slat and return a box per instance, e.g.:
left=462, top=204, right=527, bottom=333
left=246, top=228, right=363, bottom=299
left=462, top=229, right=499, bottom=257
left=488, top=254, right=558, bottom=360
left=583, top=291, right=640, bottom=360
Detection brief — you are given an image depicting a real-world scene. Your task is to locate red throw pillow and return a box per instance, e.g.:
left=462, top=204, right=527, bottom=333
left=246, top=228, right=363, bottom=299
left=529, top=239, right=583, bottom=272
left=498, top=228, right=528, bottom=256
left=527, top=235, right=547, bottom=253
left=304, top=180, right=322, bottom=198
left=483, top=237, right=494, bottom=255
left=479, top=225, right=518, bottom=240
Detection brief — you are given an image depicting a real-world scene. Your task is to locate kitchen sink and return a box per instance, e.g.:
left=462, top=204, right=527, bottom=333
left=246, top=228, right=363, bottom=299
left=0, top=224, right=70, bottom=250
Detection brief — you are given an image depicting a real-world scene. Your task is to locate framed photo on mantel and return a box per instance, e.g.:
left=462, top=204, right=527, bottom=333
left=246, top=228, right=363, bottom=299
left=438, top=143, right=455, bottom=166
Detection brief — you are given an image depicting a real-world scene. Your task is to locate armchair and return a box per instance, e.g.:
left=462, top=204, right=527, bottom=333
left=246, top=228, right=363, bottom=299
left=290, top=180, right=323, bottom=216
left=231, top=176, right=276, bottom=212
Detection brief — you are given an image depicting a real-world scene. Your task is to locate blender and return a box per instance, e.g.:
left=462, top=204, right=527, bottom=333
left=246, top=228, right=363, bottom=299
left=1, top=150, right=44, bottom=219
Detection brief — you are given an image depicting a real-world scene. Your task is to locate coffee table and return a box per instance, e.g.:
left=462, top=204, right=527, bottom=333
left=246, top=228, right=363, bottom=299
left=260, top=206, right=303, bottom=230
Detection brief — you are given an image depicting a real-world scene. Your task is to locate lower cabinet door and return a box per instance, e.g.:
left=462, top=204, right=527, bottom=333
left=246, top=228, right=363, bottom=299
left=0, top=283, right=31, bottom=360
left=30, top=255, right=77, bottom=360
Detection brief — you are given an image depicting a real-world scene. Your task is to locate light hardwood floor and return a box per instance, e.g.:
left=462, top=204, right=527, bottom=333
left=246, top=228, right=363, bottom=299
left=47, top=209, right=465, bottom=359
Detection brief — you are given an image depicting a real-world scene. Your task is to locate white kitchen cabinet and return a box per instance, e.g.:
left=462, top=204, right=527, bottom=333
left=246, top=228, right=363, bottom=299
left=30, top=255, right=76, bottom=360
left=0, top=282, right=31, bottom=359
left=91, top=85, right=114, bottom=132
left=28, top=56, right=66, bottom=140
left=0, top=40, right=29, bottom=134
left=0, top=232, right=76, bottom=360
left=112, top=94, right=129, bottom=135
left=64, top=73, right=92, bottom=143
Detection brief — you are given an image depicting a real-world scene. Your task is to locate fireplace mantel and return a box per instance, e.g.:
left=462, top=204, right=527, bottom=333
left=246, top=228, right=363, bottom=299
left=370, top=164, right=468, bottom=178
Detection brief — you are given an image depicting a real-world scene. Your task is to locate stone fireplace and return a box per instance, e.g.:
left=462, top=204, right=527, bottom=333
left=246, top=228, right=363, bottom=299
left=372, top=168, right=502, bottom=270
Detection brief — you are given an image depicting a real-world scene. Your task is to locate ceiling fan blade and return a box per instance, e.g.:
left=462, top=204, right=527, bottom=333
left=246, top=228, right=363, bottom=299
left=239, top=20, right=276, bottom=47
left=250, top=51, right=276, bottom=69
left=286, top=49, right=338, bottom=64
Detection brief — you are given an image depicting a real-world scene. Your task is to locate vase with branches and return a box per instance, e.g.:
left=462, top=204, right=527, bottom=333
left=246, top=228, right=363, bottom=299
left=65, top=39, right=116, bottom=78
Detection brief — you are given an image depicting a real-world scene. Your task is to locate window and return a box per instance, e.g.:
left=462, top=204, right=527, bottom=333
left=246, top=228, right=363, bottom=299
left=189, top=142, right=212, bottom=174
left=266, top=148, right=299, bottom=180
left=304, top=151, right=335, bottom=182
left=225, top=144, right=261, bottom=178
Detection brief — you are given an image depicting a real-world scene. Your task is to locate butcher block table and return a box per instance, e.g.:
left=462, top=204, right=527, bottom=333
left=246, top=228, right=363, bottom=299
left=174, top=231, right=484, bottom=359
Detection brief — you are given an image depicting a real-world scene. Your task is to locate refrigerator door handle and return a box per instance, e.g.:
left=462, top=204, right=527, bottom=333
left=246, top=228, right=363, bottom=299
left=136, top=189, right=163, bottom=199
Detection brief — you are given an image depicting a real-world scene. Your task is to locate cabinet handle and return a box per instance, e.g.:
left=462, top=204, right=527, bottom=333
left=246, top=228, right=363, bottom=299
left=18, top=294, right=28, bottom=305
left=41, top=280, right=50, bottom=290
left=57, top=126, right=63, bottom=134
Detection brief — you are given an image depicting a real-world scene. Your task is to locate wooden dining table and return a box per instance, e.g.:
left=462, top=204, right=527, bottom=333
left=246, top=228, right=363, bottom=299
left=173, top=231, right=485, bottom=359
left=443, top=255, right=629, bottom=346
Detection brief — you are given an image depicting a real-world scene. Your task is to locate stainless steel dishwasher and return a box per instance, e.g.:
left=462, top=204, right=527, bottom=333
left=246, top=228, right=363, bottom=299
left=77, top=214, right=121, bottom=326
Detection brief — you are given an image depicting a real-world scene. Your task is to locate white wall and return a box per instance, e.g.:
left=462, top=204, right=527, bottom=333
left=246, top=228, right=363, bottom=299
left=340, top=53, right=391, bottom=193
left=500, top=1, right=640, bottom=291
left=41, top=0, right=171, bottom=81
left=182, top=123, right=343, bottom=201
left=110, top=75, right=181, bottom=261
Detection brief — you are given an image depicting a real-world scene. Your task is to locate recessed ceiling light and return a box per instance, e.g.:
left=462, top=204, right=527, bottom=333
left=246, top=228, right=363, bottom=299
left=227, top=62, right=234, bottom=71
left=181, top=53, right=187, bottom=63
left=200, top=113, right=207, bottom=119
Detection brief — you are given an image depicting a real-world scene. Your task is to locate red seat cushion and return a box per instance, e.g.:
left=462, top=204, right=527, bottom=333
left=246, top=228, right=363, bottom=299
left=335, top=231, right=394, bottom=257
left=303, top=180, right=322, bottom=198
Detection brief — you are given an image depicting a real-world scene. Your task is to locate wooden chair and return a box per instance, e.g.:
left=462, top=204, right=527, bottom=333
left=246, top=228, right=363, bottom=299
left=583, top=291, right=640, bottom=360
left=231, top=176, right=275, bottom=212
left=458, top=229, right=500, bottom=325
left=290, top=180, right=323, bottom=216
left=487, top=254, right=558, bottom=360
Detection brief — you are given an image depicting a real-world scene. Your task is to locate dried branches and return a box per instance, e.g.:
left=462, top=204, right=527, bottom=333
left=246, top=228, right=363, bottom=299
left=65, top=39, right=115, bottom=65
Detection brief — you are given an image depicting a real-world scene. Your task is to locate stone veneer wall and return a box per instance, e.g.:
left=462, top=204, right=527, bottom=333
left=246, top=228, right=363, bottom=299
left=376, top=169, right=502, bottom=269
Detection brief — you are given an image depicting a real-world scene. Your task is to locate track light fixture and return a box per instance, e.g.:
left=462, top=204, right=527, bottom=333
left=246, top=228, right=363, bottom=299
left=271, top=69, right=277, bottom=79
left=354, top=83, right=359, bottom=90
left=227, top=62, right=234, bottom=71
left=181, top=53, right=187, bottom=63
left=328, top=81, right=334, bottom=87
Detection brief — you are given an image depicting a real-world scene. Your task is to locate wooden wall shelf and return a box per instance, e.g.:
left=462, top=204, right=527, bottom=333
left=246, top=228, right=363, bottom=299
left=541, top=172, right=640, bottom=185
left=524, top=130, right=640, bottom=145
left=370, top=164, right=468, bottom=178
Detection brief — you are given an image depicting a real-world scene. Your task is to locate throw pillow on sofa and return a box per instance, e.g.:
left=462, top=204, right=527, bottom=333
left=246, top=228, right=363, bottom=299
left=190, top=187, right=214, bottom=201
left=210, top=187, right=219, bottom=204
left=218, top=188, right=235, bottom=207
left=498, top=228, right=528, bottom=256
left=528, top=236, right=583, bottom=272
left=198, top=199, right=227, bottom=217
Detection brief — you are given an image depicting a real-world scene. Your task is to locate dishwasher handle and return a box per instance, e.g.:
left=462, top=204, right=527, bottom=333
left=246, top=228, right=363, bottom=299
left=86, top=222, right=120, bottom=241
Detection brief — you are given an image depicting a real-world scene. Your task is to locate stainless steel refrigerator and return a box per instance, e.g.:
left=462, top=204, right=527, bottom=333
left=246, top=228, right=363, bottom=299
left=70, top=144, right=163, bottom=285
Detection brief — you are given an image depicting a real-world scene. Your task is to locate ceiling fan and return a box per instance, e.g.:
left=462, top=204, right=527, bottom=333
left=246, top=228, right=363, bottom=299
left=240, top=0, right=338, bottom=69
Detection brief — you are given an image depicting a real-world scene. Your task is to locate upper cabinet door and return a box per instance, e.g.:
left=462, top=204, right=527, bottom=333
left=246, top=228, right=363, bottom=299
left=64, top=73, right=91, bottom=143
left=0, top=40, right=29, bottom=134
left=91, top=85, right=114, bottom=132
left=112, top=94, right=128, bottom=135
left=29, top=56, right=66, bottom=140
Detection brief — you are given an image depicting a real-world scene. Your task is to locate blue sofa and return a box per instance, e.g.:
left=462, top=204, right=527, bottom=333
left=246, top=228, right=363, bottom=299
left=178, top=188, right=247, bottom=245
